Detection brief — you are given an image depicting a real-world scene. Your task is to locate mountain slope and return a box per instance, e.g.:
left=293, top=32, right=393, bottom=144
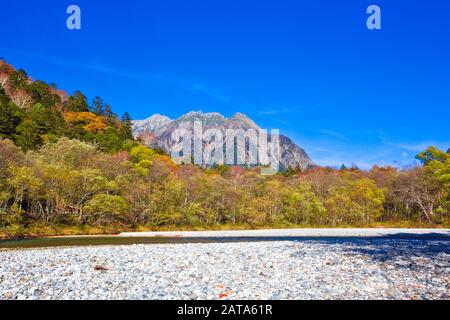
left=133, top=111, right=314, bottom=170
left=0, top=60, right=134, bottom=152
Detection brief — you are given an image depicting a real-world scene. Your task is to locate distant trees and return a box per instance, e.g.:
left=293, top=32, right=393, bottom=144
left=0, top=88, right=24, bottom=138
left=65, top=90, right=89, bottom=112
left=0, top=137, right=448, bottom=236
left=121, top=112, right=134, bottom=140
left=415, top=147, right=450, bottom=222
left=416, top=146, right=450, bottom=165
left=396, top=169, right=442, bottom=223
left=27, top=80, right=62, bottom=108
left=91, top=96, right=113, bottom=116
left=324, top=178, right=385, bottom=226
left=8, top=69, right=29, bottom=90
left=13, top=103, right=65, bottom=150
left=280, top=181, right=326, bottom=225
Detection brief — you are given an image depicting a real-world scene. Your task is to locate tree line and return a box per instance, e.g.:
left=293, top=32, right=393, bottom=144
left=0, top=137, right=448, bottom=237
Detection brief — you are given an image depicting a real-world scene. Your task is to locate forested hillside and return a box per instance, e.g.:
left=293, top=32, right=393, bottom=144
left=0, top=59, right=134, bottom=152
left=0, top=60, right=448, bottom=239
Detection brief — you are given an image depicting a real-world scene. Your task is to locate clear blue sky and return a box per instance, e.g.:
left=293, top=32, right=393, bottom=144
left=1, top=0, right=449, bottom=168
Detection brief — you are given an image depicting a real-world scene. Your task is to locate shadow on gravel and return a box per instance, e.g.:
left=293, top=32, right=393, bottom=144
left=333, top=235, right=450, bottom=267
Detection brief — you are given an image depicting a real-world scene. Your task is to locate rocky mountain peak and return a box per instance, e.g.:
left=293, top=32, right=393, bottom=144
left=132, top=114, right=172, bottom=136
left=228, top=112, right=259, bottom=129
left=231, top=112, right=249, bottom=120
left=177, top=111, right=225, bottom=123
left=133, top=111, right=314, bottom=170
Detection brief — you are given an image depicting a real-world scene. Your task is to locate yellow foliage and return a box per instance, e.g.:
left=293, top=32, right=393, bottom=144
left=64, top=111, right=108, bottom=132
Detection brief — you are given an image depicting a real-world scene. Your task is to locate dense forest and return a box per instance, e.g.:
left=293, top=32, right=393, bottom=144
left=0, top=60, right=449, bottom=238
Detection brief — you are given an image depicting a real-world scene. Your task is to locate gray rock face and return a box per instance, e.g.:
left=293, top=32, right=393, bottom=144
left=132, top=114, right=172, bottom=137
left=133, top=111, right=314, bottom=170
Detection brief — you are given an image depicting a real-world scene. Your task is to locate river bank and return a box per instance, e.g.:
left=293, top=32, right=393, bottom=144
left=1, top=221, right=448, bottom=240
left=0, top=239, right=448, bottom=300
left=1, top=228, right=448, bottom=249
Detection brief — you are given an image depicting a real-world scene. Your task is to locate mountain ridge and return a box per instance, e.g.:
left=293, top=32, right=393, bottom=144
left=133, top=111, right=314, bottom=170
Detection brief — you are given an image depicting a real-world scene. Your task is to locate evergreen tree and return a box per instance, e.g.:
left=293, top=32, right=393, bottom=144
left=9, top=69, right=28, bottom=89
left=92, top=96, right=106, bottom=115
left=14, top=119, right=43, bottom=151
left=121, top=112, right=134, bottom=140
left=0, top=88, right=24, bottom=138
left=28, top=80, right=61, bottom=108
left=66, top=91, right=90, bottom=112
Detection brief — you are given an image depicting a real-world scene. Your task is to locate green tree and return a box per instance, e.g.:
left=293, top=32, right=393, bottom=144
left=27, top=80, right=61, bottom=108
left=28, top=103, right=65, bottom=135
left=14, top=119, right=43, bottom=151
left=8, top=69, right=28, bottom=89
left=91, top=96, right=106, bottom=115
left=95, top=127, right=122, bottom=153
left=120, top=112, right=134, bottom=140
left=415, top=147, right=450, bottom=222
left=416, top=146, right=450, bottom=165
left=85, top=194, right=129, bottom=225
left=0, top=139, right=24, bottom=222
left=0, top=88, right=24, bottom=138
left=13, top=103, right=65, bottom=150
left=66, top=90, right=89, bottom=112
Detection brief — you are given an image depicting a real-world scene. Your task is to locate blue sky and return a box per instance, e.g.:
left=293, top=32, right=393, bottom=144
left=1, top=0, right=449, bottom=168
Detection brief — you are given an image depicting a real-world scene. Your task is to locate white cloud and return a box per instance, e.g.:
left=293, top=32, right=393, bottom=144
left=317, top=129, right=346, bottom=140
left=257, top=107, right=295, bottom=116
left=385, top=140, right=450, bottom=153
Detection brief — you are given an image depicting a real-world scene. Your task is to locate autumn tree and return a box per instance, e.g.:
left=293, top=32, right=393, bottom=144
left=325, top=178, right=385, bottom=226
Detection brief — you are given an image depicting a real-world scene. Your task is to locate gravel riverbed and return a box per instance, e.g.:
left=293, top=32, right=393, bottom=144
left=0, top=239, right=449, bottom=300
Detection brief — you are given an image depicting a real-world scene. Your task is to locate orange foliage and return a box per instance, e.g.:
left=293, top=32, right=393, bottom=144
left=153, top=154, right=178, bottom=173
left=0, top=60, right=15, bottom=76
left=64, top=111, right=108, bottom=132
